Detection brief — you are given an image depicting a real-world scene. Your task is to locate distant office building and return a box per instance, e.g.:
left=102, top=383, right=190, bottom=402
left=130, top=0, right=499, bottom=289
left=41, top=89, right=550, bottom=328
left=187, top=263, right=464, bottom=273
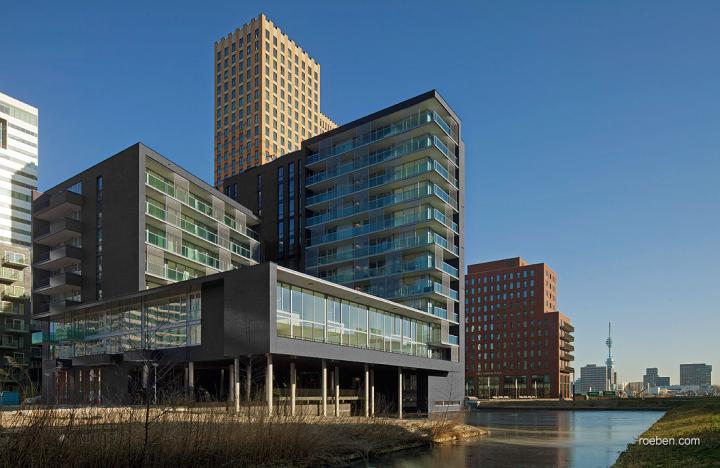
left=643, top=368, right=670, bottom=388
left=464, top=257, right=574, bottom=399
left=576, top=364, right=608, bottom=394
left=213, top=14, right=335, bottom=186
left=0, top=91, right=40, bottom=395
left=680, top=363, right=712, bottom=386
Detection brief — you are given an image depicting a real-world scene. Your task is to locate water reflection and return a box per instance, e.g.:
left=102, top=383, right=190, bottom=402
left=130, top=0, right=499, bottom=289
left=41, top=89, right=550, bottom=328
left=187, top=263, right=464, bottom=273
left=365, top=410, right=663, bottom=468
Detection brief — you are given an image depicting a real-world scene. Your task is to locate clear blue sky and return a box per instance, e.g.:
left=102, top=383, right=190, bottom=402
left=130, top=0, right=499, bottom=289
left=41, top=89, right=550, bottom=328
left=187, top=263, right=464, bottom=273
left=3, top=1, right=719, bottom=384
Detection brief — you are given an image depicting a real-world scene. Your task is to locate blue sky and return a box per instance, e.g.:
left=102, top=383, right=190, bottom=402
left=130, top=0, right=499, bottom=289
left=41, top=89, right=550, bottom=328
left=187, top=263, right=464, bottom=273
left=3, top=1, right=719, bottom=384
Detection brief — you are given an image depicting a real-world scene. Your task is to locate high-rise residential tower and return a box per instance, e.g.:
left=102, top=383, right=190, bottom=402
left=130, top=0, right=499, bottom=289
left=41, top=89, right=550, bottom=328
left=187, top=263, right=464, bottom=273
left=0, top=91, right=40, bottom=395
left=225, top=90, right=464, bottom=367
left=214, top=14, right=335, bottom=187
left=224, top=91, right=465, bottom=408
left=465, top=257, right=574, bottom=399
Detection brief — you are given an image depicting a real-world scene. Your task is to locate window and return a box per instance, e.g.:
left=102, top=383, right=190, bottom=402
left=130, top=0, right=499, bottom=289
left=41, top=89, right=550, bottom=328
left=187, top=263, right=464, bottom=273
left=0, top=118, right=6, bottom=149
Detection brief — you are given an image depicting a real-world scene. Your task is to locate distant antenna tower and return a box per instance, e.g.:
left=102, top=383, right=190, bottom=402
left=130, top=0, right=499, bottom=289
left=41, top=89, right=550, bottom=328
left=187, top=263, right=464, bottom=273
left=605, top=322, right=616, bottom=390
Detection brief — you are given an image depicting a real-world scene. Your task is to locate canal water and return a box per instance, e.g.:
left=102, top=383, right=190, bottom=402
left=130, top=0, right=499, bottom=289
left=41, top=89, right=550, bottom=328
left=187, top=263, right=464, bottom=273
left=367, top=410, right=663, bottom=468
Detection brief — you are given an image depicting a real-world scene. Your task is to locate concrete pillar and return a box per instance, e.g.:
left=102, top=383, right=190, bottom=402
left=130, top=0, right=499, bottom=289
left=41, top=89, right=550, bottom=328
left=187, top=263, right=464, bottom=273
left=370, top=368, right=375, bottom=417
left=229, top=364, right=234, bottom=403
left=290, top=361, right=297, bottom=416
left=266, top=354, right=273, bottom=415
left=398, top=367, right=403, bottom=419
left=364, top=364, right=370, bottom=418
left=234, top=358, right=241, bottom=412
left=188, top=362, right=195, bottom=401
left=321, top=359, right=327, bottom=417
left=334, top=365, right=340, bottom=417
left=246, top=358, right=252, bottom=402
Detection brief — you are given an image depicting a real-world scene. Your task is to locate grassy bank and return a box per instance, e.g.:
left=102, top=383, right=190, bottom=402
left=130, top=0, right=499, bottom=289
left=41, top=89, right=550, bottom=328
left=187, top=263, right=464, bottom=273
left=0, top=406, right=483, bottom=467
left=614, top=398, right=720, bottom=467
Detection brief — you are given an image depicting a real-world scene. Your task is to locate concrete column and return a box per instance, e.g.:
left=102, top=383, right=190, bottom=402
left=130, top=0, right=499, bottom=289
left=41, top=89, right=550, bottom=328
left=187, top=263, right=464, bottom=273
left=398, top=367, right=403, bottom=419
left=234, top=358, right=241, bottom=412
left=220, top=369, right=225, bottom=400
left=229, top=364, right=234, bottom=403
left=364, top=364, right=370, bottom=418
left=290, top=361, right=297, bottom=416
left=188, top=362, right=195, bottom=401
left=321, top=359, right=327, bottom=417
left=266, top=354, right=273, bottom=415
left=246, top=358, right=252, bottom=402
left=370, top=368, right=375, bottom=417
left=334, top=365, right=340, bottom=417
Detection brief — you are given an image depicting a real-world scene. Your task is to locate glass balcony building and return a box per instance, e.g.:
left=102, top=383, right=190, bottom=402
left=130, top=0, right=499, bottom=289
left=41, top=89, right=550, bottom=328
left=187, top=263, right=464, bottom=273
left=224, top=90, right=464, bottom=365
left=32, top=143, right=262, bottom=318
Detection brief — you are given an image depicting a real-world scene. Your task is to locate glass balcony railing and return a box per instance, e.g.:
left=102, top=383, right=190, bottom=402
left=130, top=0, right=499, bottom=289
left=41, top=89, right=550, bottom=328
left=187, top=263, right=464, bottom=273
left=310, top=232, right=459, bottom=267
left=0, top=267, right=21, bottom=282
left=308, top=207, right=458, bottom=247
left=3, top=251, right=28, bottom=267
left=145, top=171, right=259, bottom=241
left=306, top=110, right=457, bottom=166
left=306, top=134, right=451, bottom=186
left=146, top=201, right=257, bottom=262
left=0, top=336, right=20, bottom=349
left=3, top=319, right=28, bottom=332
left=387, top=280, right=458, bottom=301
left=306, top=111, right=435, bottom=165
left=145, top=230, right=222, bottom=271
left=145, top=261, right=198, bottom=282
left=447, top=334, right=459, bottom=345
left=307, top=184, right=455, bottom=227
left=306, top=159, right=458, bottom=208
left=0, top=301, right=22, bottom=315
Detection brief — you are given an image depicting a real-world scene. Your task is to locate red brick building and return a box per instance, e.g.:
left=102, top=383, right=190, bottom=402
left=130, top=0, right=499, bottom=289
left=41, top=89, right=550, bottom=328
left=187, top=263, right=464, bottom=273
left=465, top=257, right=574, bottom=399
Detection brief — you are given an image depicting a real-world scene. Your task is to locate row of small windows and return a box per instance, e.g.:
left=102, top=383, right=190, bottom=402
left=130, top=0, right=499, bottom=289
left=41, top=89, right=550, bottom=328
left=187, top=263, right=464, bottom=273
left=466, top=269, right=535, bottom=285
left=467, top=280, right=535, bottom=295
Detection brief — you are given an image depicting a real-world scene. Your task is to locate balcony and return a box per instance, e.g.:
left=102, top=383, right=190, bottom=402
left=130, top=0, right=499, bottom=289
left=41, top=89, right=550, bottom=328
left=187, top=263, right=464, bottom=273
left=2, top=251, right=28, bottom=269
left=3, top=319, right=28, bottom=333
left=145, top=261, right=198, bottom=283
left=561, top=322, right=575, bottom=333
left=33, top=190, right=83, bottom=221
left=33, top=272, right=83, bottom=296
left=0, top=336, right=21, bottom=349
left=0, top=267, right=21, bottom=284
left=561, top=342, right=575, bottom=352
left=307, top=207, right=458, bottom=248
left=0, top=301, right=22, bottom=316
left=305, top=134, right=453, bottom=188
left=146, top=202, right=258, bottom=263
left=560, top=366, right=575, bottom=374
left=560, top=353, right=575, bottom=362
left=1, top=286, right=27, bottom=301
left=33, top=298, right=81, bottom=316
left=33, top=244, right=83, bottom=271
left=145, top=172, right=260, bottom=243
left=34, top=218, right=82, bottom=246
left=386, top=280, right=458, bottom=301
left=560, top=332, right=575, bottom=342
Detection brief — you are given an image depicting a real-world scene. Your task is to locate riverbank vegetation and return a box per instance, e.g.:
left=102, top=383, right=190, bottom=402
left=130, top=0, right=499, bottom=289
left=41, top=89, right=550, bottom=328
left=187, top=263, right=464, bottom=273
left=614, top=397, right=720, bottom=467
left=0, top=406, right=482, bottom=467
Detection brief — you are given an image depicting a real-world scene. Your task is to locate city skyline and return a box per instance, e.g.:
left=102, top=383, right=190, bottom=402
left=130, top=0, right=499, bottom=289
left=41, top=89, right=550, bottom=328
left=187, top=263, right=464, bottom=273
left=2, top=0, right=718, bottom=384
